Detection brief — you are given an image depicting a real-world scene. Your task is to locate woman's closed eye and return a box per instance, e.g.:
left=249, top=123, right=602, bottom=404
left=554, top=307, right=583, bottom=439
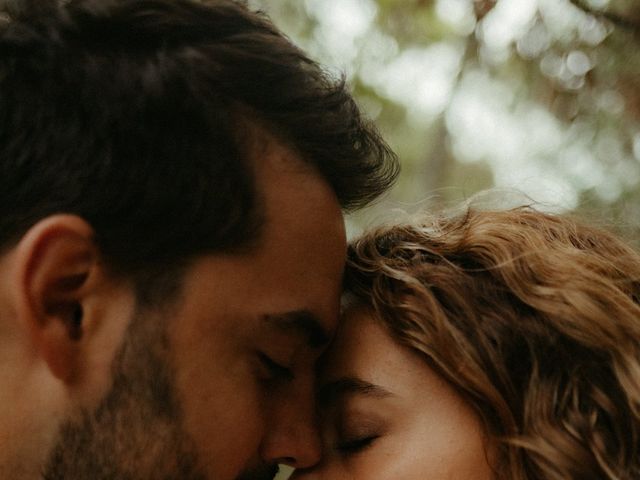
left=332, top=414, right=385, bottom=456
left=336, top=434, right=380, bottom=454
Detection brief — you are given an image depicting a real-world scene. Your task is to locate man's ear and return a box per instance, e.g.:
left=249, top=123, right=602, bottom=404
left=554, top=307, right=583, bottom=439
left=11, top=214, right=129, bottom=386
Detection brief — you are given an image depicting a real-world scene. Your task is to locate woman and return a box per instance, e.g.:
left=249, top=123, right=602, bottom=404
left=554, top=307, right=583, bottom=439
left=294, top=207, right=640, bottom=480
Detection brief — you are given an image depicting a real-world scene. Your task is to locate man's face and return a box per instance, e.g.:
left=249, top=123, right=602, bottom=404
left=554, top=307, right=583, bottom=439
left=43, top=138, right=346, bottom=479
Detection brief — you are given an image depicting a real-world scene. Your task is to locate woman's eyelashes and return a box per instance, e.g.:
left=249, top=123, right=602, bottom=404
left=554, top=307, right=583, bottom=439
left=257, top=352, right=294, bottom=383
left=336, top=434, right=380, bottom=454
left=332, top=415, right=385, bottom=455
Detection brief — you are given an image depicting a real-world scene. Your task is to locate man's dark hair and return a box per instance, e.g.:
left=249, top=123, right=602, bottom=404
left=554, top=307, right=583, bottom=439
left=0, top=0, right=398, bottom=300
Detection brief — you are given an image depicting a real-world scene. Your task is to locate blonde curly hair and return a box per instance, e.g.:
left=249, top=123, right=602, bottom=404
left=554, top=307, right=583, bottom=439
left=345, top=207, right=640, bottom=480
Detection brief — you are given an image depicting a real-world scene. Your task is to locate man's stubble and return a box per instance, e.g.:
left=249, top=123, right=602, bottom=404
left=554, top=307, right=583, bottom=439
left=42, top=305, right=277, bottom=480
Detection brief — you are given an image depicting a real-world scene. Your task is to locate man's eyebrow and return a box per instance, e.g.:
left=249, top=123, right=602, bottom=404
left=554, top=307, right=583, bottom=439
left=263, top=310, right=330, bottom=348
left=318, top=377, right=393, bottom=405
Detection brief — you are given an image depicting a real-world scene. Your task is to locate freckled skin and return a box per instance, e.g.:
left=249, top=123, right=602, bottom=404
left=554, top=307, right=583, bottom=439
left=294, top=308, right=495, bottom=480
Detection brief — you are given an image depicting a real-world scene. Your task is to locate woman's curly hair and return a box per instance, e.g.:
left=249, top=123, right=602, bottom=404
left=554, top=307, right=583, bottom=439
left=345, top=207, right=640, bottom=480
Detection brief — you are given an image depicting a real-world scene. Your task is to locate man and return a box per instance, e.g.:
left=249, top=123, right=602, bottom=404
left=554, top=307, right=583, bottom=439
left=0, top=0, right=398, bottom=479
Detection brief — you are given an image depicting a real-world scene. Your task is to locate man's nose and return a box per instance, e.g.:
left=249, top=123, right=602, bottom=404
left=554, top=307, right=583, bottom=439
left=260, top=380, right=322, bottom=470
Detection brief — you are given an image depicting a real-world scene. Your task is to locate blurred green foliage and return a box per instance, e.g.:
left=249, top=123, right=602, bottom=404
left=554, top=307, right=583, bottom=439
left=252, top=0, right=640, bottom=246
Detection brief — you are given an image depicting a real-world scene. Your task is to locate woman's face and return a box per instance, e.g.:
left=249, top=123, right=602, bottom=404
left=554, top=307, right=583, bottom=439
left=293, top=307, right=495, bottom=480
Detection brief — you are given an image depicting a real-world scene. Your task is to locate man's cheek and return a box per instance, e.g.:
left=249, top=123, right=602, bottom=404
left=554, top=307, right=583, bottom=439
left=181, top=387, right=266, bottom=480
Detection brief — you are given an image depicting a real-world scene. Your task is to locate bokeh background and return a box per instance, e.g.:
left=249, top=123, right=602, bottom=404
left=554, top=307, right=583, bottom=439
left=252, top=0, right=639, bottom=248
left=253, top=0, right=639, bottom=477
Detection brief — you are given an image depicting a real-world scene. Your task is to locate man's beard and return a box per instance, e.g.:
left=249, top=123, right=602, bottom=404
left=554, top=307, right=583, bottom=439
left=41, top=307, right=278, bottom=480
